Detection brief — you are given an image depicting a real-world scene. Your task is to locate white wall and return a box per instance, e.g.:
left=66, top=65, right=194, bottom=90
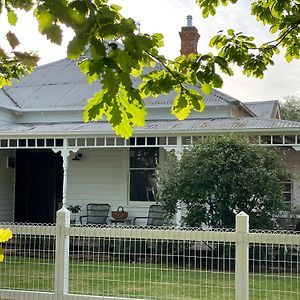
left=67, top=148, right=126, bottom=213
left=13, top=104, right=231, bottom=124
left=146, top=105, right=230, bottom=120
left=0, top=150, right=15, bottom=222
left=66, top=148, right=161, bottom=223
left=282, top=148, right=300, bottom=208
left=15, top=110, right=84, bottom=123
left=0, top=109, right=16, bottom=124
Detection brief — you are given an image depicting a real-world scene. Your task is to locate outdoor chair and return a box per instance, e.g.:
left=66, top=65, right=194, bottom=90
left=80, top=203, right=110, bottom=225
left=133, top=204, right=163, bottom=226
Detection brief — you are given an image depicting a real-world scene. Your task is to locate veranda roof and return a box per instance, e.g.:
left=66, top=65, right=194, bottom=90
left=0, top=117, right=299, bottom=137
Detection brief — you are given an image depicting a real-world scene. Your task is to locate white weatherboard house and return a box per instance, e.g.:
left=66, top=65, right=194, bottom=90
left=0, top=19, right=300, bottom=224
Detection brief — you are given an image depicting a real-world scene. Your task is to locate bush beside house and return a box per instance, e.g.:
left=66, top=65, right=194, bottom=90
left=156, top=135, right=287, bottom=229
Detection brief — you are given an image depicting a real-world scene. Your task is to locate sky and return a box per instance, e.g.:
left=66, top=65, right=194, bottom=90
left=0, top=0, right=299, bottom=102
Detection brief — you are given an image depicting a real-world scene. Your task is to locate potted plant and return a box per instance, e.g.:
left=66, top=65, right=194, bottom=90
left=67, top=205, right=81, bottom=224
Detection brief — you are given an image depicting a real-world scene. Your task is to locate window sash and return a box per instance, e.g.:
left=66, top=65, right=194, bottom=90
left=129, top=147, right=158, bottom=202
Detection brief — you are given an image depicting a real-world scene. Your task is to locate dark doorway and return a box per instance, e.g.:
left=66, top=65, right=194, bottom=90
left=14, top=149, right=63, bottom=223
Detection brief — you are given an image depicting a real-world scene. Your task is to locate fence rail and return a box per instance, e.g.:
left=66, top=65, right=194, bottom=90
left=1, top=208, right=300, bottom=300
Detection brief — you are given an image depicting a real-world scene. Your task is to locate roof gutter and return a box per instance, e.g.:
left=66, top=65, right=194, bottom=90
left=0, top=126, right=300, bottom=138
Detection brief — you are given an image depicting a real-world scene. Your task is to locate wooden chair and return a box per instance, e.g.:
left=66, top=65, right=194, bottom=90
left=133, top=205, right=163, bottom=226
left=80, top=203, right=110, bottom=225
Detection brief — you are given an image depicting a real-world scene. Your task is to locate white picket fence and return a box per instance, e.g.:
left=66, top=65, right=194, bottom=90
left=0, top=208, right=300, bottom=300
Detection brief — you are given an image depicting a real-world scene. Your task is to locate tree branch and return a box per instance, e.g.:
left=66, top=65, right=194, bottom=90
left=259, top=19, right=300, bottom=51
left=144, top=49, right=189, bottom=94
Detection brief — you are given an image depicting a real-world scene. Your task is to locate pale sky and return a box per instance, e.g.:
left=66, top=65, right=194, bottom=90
left=0, top=0, right=299, bottom=102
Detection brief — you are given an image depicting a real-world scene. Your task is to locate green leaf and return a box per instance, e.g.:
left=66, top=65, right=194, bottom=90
left=285, top=53, right=293, bottom=63
left=0, top=47, right=6, bottom=58
left=44, top=24, right=63, bottom=44
left=84, top=89, right=106, bottom=121
left=114, top=122, right=133, bottom=139
left=67, top=35, right=87, bottom=60
left=152, top=33, right=164, bottom=47
left=270, top=24, right=279, bottom=34
left=7, top=10, right=17, bottom=26
left=172, top=93, right=190, bottom=120
left=212, top=74, right=223, bottom=88
left=209, top=34, right=219, bottom=47
left=13, top=51, right=39, bottom=68
left=270, top=3, right=279, bottom=18
left=227, top=29, right=234, bottom=36
left=36, top=9, right=54, bottom=32
left=189, top=91, right=205, bottom=112
left=0, top=247, right=4, bottom=262
left=13, top=52, right=39, bottom=68
left=0, top=77, right=11, bottom=89
left=131, top=66, right=142, bottom=77
left=0, top=228, right=13, bottom=242
left=111, top=4, right=122, bottom=11
left=6, top=31, right=19, bottom=49
left=201, top=83, right=212, bottom=94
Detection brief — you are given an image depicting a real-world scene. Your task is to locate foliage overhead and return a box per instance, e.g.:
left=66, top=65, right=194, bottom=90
left=0, top=228, right=12, bottom=262
left=281, top=96, right=300, bottom=122
left=156, top=135, right=287, bottom=229
left=0, top=0, right=299, bottom=137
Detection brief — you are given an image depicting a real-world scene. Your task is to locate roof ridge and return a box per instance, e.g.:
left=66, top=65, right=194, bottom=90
left=35, top=57, right=71, bottom=70
left=245, top=100, right=278, bottom=104
left=210, top=88, right=239, bottom=103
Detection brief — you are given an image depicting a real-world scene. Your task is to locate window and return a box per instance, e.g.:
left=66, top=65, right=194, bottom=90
left=129, top=147, right=159, bottom=201
left=283, top=180, right=293, bottom=210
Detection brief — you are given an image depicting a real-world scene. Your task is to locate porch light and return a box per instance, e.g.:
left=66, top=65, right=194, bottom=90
left=72, top=153, right=83, bottom=161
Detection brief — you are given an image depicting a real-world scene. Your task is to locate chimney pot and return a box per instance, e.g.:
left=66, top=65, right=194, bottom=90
left=187, top=15, right=192, bottom=27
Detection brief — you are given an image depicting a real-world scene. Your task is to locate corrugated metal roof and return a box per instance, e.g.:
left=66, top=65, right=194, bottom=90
left=1, top=58, right=244, bottom=111
left=0, top=118, right=299, bottom=135
left=0, top=90, right=19, bottom=109
left=6, top=82, right=101, bottom=109
left=245, top=101, right=279, bottom=118
left=132, top=76, right=239, bottom=106
left=136, top=117, right=300, bottom=131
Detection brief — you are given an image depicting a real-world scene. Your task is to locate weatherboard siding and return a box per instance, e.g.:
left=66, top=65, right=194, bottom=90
left=0, top=109, right=15, bottom=124
left=17, top=110, right=84, bottom=124
left=14, top=105, right=231, bottom=125
left=147, top=106, right=230, bottom=120
left=67, top=148, right=126, bottom=212
left=282, top=149, right=300, bottom=208
left=66, top=148, right=157, bottom=222
left=65, top=147, right=300, bottom=223
left=0, top=150, right=15, bottom=222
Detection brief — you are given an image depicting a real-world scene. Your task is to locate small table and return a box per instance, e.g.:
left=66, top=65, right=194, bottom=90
left=110, top=218, right=133, bottom=226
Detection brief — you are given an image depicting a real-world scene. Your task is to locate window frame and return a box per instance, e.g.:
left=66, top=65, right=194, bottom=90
left=128, top=147, right=159, bottom=202
left=282, top=179, right=293, bottom=210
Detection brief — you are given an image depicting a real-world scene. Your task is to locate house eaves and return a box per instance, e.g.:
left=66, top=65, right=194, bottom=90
left=0, top=118, right=299, bottom=137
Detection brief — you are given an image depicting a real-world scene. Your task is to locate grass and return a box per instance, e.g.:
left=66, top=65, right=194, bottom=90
left=0, top=256, right=299, bottom=299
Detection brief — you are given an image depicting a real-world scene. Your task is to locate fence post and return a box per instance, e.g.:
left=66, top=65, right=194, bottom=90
left=235, top=211, right=249, bottom=300
left=54, top=207, right=70, bottom=299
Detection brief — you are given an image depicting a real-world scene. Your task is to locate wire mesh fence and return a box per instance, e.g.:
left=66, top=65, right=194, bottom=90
left=67, top=230, right=235, bottom=299
left=249, top=231, right=300, bottom=300
left=0, top=224, right=55, bottom=294
left=0, top=212, right=300, bottom=300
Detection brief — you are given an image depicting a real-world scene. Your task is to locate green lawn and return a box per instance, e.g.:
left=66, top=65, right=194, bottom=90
left=0, top=256, right=299, bottom=299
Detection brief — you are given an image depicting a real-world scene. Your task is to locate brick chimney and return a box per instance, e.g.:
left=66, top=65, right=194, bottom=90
left=179, top=15, right=200, bottom=56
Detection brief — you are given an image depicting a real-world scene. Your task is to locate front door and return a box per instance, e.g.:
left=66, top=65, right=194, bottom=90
left=14, top=150, right=63, bottom=223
